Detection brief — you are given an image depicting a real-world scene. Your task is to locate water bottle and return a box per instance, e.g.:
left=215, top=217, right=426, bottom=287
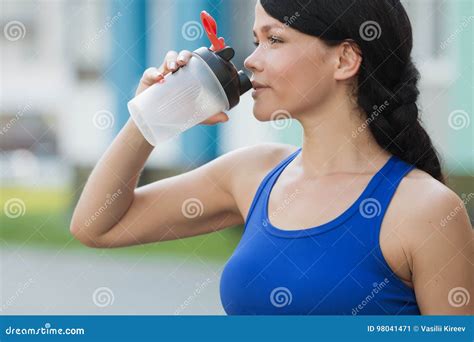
left=127, top=11, right=252, bottom=146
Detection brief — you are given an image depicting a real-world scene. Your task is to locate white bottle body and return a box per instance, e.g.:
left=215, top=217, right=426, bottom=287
left=127, top=53, right=229, bottom=146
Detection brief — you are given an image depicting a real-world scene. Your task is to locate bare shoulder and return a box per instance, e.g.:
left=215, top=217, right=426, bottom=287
left=202, top=142, right=297, bottom=206
left=217, top=142, right=299, bottom=178
left=387, top=167, right=472, bottom=248
left=397, top=168, right=469, bottom=221
left=216, top=142, right=299, bottom=220
left=390, top=169, right=473, bottom=314
left=227, top=142, right=299, bottom=162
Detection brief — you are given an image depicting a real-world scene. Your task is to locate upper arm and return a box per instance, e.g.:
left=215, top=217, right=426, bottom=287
left=408, top=186, right=473, bottom=314
left=92, top=143, right=296, bottom=248
left=94, top=148, right=248, bottom=248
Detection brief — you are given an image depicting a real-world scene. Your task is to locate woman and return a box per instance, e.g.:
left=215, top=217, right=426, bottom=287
left=70, top=0, right=473, bottom=315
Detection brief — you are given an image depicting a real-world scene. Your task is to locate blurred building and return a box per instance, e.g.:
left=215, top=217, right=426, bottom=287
left=0, top=0, right=472, bottom=218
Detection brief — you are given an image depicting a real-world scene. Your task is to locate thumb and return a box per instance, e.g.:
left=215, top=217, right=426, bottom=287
left=200, top=112, right=229, bottom=125
left=214, top=112, right=229, bottom=122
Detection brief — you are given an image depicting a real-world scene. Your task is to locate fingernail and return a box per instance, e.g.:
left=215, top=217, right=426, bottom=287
left=169, top=62, right=177, bottom=69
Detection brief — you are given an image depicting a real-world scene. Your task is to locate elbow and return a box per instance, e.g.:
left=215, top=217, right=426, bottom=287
left=69, top=223, right=106, bottom=249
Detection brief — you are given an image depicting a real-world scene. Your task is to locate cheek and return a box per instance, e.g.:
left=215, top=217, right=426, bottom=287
left=251, top=47, right=333, bottom=120
left=267, top=53, right=309, bottom=100
left=273, top=54, right=331, bottom=114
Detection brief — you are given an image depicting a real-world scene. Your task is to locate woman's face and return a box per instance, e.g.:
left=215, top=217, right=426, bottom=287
left=244, top=2, right=339, bottom=122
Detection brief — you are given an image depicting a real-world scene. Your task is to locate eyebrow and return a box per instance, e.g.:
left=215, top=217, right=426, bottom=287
left=252, top=24, right=280, bottom=37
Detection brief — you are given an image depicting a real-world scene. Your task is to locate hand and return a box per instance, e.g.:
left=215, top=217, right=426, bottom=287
left=134, top=50, right=230, bottom=125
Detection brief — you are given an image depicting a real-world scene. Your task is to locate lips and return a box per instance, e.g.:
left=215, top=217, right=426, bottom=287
left=251, top=80, right=270, bottom=98
left=251, top=80, right=270, bottom=90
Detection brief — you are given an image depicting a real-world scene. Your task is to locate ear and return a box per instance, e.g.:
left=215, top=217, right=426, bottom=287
left=334, top=41, right=362, bottom=81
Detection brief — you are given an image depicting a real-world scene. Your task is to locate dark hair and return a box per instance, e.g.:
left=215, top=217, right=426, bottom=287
left=261, top=0, right=445, bottom=183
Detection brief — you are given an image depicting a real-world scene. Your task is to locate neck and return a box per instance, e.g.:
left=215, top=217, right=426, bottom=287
left=295, top=96, right=391, bottom=177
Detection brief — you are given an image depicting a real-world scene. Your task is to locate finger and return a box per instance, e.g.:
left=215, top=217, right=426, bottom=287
left=176, top=50, right=192, bottom=66
left=201, top=112, right=229, bottom=125
left=141, top=67, right=163, bottom=86
left=214, top=112, right=229, bottom=122
left=164, top=50, right=179, bottom=73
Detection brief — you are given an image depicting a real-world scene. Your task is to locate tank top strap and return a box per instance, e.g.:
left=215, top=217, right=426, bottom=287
left=360, top=155, right=416, bottom=250
left=244, top=147, right=302, bottom=226
left=364, top=155, right=416, bottom=224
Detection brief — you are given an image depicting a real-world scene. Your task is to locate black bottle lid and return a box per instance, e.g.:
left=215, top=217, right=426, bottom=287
left=193, top=46, right=252, bottom=109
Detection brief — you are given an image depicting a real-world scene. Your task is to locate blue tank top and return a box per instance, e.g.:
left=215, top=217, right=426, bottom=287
left=220, top=147, right=420, bottom=315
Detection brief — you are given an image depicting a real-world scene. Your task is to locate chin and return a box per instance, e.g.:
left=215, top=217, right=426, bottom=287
left=252, top=105, right=275, bottom=122
left=252, top=101, right=295, bottom=122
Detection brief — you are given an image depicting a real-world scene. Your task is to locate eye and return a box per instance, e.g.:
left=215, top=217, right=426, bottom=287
left=268, top=35, right=282, bottom=45
left=252, top=36, right=282, bottom=48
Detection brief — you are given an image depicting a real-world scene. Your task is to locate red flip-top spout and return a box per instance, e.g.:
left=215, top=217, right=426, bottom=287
left=200, top=10, right=226, bottom=51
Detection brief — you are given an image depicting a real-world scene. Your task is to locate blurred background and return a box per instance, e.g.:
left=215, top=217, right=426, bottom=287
left=0, top=0, right=472, bottom=315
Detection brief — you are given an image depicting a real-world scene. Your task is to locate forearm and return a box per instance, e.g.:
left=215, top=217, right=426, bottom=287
left=70, top=117, right=154, bottom=239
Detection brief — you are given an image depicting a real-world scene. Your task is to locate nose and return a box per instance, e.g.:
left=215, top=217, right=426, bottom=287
left=244, top=49, right=263, bottom=74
